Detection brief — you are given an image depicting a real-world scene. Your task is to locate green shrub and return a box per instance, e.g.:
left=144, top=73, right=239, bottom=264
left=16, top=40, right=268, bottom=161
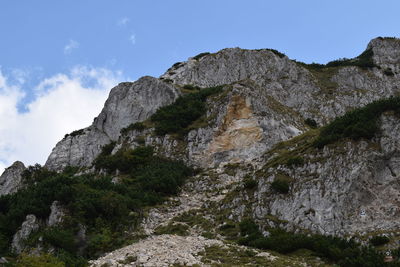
left=42, top=228, right=77, bottom=253
left=369, top=235, right=390, bottom=246
left=297, top=48, right=377, bottom=71
left=314, top=96, right=400, bottom=148
left=325, top=48, right=376, bottom=69
left=384, top=68, right=395, bottom=76
left=286, top=156, right=304, bottom=167
left=271, top=179, right=290, bottom=194
left=0, top=146, right=193, bottom=263
left=120, top=122, right=146, bottom=135
left=243, top=177, right=257, bottom=189
left=304, top=118, right=317, bottom=128
left=182, top=84, right=200, bottom=90
left=193, top=52, right=210, bottom=60
left=238, top=219, right=385, bottom=266
left=64, top=129, right=85, bottom=139
left=267, top=49, right=286, bottom=58
left=151, top=86, right=224, bottom=136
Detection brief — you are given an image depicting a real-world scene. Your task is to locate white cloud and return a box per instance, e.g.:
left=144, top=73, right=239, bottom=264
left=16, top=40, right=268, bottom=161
left=0, top=67, right=125, bottom=174
left=117, top=17, right=130, bottom=26
left=130, top=34, right=136, bottom=45
left=64, top=39, right=80, bottom=54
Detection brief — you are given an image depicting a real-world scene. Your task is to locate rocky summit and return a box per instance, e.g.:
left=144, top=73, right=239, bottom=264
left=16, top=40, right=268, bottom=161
left=2, top=37, right=400, bottom=266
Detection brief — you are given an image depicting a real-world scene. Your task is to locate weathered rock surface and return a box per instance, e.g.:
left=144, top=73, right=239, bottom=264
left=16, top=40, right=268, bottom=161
left=47, top=201, right=66, bottom=227
left=222, top=113, right=400, bottom=237
left=89, top=235, right=224, bottom=267
left=45, top=76, right=180, bottom=171
left=0, top=161, right=26, bottom=196
left=11, top=214, right=39, bottom=254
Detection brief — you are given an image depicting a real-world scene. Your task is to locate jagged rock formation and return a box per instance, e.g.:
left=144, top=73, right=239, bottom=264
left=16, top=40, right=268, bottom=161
left=3, top=37, right=400, bottom=266
left=11, top=214, right=39, bottom=254
left=0, top=161, right=26, bottom=196
left=44, top=37, right=400, bottom=171
left=47, top=201, right=65, bottom=227
left=45, top=76, right=180, bottom=171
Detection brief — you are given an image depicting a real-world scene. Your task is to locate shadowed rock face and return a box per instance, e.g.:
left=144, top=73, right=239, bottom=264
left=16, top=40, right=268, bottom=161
left=0, top=161, right=26, bottom=196
left=45, top=76, right=180, bottom=171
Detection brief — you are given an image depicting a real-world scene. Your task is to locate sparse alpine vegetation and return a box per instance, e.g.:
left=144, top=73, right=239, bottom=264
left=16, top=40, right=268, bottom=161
left=150, top=85, right=224, bottom=136
left=0, top=145, right=193, bottom=265
left=314, top=96, right=400, bottom=148
left=237, top=219, right=385, bottom=267
left=298, top=48, right=377, bottom=71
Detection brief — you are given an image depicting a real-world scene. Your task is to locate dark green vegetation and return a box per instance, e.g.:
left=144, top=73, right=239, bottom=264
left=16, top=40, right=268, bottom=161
left=120, top=122, right=146, bottom=135
left=314, top=97, right=400, bottom=148
left=64, top=129, right=85, bottom=139
left=0, top=146, right=192, bottom=266
left=237, top=219, right=392, bottom=267
left=150, top=86, right=224, bottom=136
left=271, top=179, right=290, bottom=194
left=369, top=235, right=390, bottom=247
left=285, top=156, right=304, bottom=167
left=304, top=118, right=318, bottom=128
left=193, top=52, right=210, bottom=60
left=243, top=176, right=258, bottom=190
left=298, top=48, right=377, bottom=71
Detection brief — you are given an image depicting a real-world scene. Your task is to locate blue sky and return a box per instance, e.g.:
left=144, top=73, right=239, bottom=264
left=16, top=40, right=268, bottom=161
left=0, top=0, right=399, bottom=170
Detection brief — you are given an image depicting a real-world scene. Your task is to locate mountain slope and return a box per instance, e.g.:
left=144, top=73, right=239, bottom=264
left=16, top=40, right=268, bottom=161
left=1, top=37, right=400, bottom=266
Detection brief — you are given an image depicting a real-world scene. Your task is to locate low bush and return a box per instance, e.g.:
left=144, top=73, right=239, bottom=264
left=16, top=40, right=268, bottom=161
left=182, top=84, right=200, bottom=90
left=151, top=86, right=224, bottom=136
left=369, top=235, right=390, bottom=246
left=64, top=129, right=85, bottom=139
left=243, top=177, right=257, bottom=190
left=0, top=145, right=193, bottom=264
left=297, top=48, right=377, bottom=71
left=271, top=178, right=290, bottom=194
left=238, top=219, right=385, bottom=267
left=193, top=52, right=210, bottom=60
left=304, top=118, right=317, bottom=128
left=314, top=96, right=400, bottom=148
left=286, top=156, right=304, bottom=167
left=120, top=122, right=146, bottom=135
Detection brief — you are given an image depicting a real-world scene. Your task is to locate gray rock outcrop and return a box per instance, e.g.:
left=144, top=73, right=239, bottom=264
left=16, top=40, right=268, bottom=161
left=11, top=214, right=39, bottom=254
left=0, top=161, right=26, bottom=196
left=47, top=201, right=66, bottom=227
left=45, top=76, right=180, bottom=171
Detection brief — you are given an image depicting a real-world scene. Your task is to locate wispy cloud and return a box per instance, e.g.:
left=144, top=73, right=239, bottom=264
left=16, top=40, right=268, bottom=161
left=130, top=34, right=136, bottom=45
left=0, top=67, right=125, bottom=173
left=117, top=17, right=130, bottom=26
left=64, top=39, right=80, bottom=54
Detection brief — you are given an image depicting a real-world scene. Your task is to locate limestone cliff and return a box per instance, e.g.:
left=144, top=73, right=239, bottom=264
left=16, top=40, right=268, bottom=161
left=4, top=37, right=400, bottom=266
left=45, top=76, right=180, bottom=171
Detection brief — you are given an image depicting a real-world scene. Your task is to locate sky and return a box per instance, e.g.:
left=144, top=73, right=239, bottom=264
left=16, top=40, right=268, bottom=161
left=0, top=0, right=399, bottom=172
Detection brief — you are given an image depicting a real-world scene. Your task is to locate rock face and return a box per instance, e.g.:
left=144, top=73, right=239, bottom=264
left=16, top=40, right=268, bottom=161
left=11, top=214, right=39, bottom=254
left=0, top=161, right=26, bottom=196
left=28, top=37, right=400, bottom=263
left=47, top=201, right=66, bottom=227
left=45, top=76, right=180, bottom=171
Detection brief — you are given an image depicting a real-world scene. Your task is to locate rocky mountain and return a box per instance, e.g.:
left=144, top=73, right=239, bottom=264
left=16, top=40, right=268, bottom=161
left=1, top=37, right=400, bottom=266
